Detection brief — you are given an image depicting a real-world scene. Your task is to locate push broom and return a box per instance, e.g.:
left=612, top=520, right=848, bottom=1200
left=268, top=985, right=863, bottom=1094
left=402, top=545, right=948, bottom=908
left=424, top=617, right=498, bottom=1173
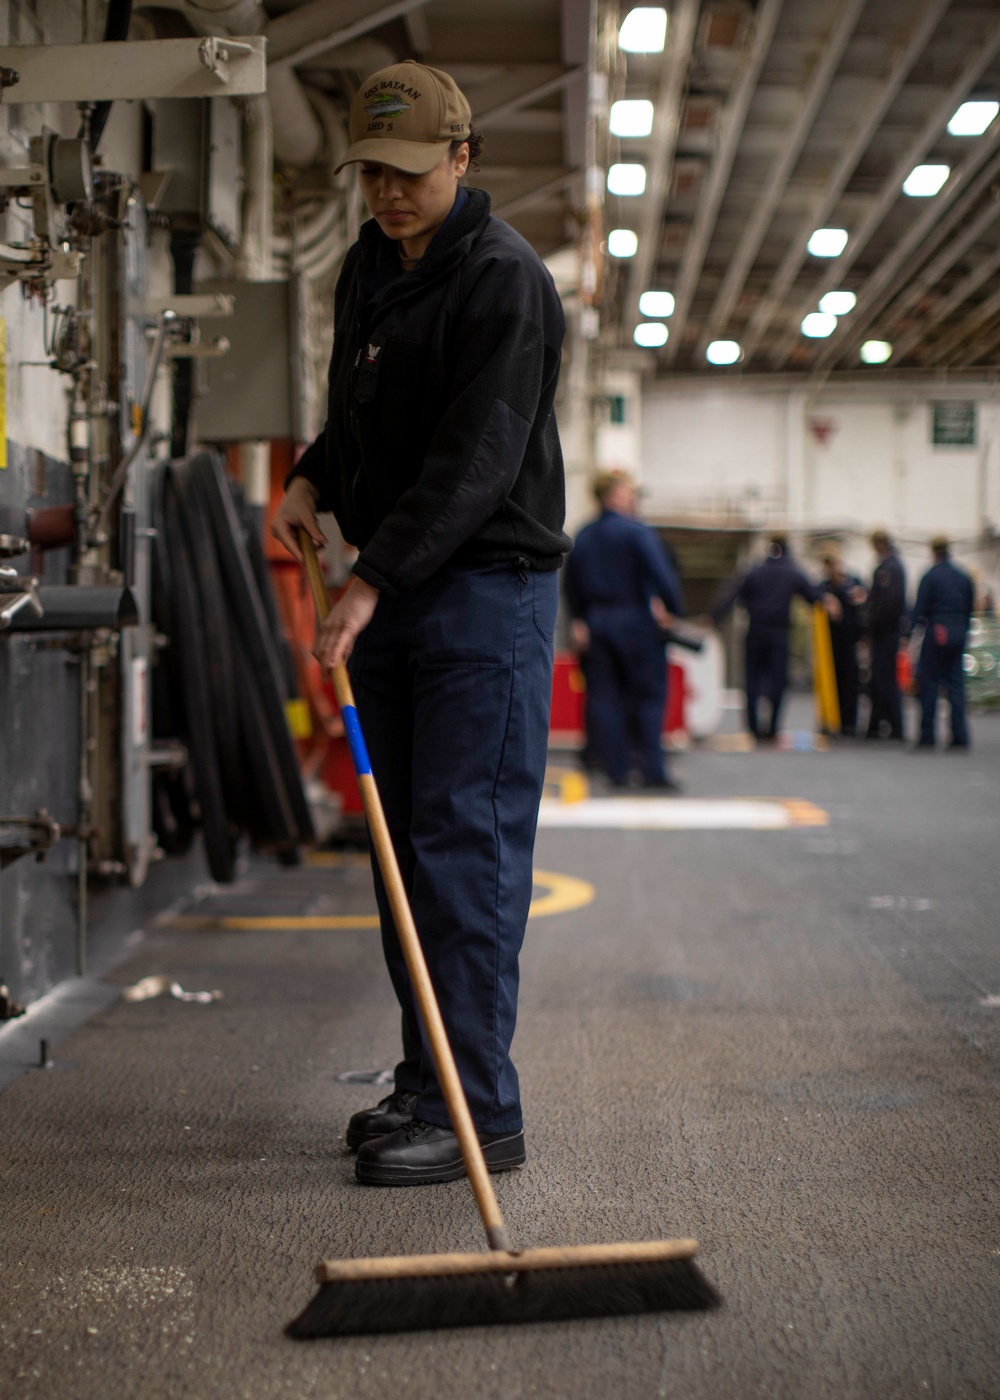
left=287, top=531, right=720, bottom=1337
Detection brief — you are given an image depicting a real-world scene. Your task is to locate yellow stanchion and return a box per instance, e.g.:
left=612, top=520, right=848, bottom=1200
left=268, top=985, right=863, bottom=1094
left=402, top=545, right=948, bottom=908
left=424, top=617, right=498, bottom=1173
left=812, top=602, right=841, bottom=734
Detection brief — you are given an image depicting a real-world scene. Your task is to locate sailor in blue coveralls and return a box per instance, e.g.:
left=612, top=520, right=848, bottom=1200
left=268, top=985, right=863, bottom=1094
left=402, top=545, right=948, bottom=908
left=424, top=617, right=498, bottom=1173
left=864, top=529, right=908, bottom=740
left=712, top=535, right=827, bottom=741
left=273, top=62, right=569, bottom=1185
left=912, top=536, right=975, bottom=749
left=565, top=470, right=683, bottom=790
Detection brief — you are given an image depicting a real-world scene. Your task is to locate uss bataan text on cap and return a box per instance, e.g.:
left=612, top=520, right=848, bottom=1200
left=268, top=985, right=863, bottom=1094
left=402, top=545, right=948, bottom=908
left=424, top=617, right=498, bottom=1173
left=335, top=60, right=472, bottom=176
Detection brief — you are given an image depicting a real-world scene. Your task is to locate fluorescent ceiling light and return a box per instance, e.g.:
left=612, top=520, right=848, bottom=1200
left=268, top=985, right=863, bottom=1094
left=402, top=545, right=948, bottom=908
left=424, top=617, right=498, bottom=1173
left=610, top=100, right=654, bottom=138
left=903, top=164, right=950, bottom=196
left=860, top=339, right=893, bottom=364
left=947, top=101, right=999, bottom=136
left=608, top=163, right=647, bottom=196
left=634, top=322, right=669, bottom=347
left=619, top=7, right=667, bottom=53
left=638, top=290, right=675, bottom=317
left=801, top=312, right=837, bottom=338
left=807, top=228, right=849, bottom=258
left=818, top=290, right=857, bottom=316
left=706, top=339, right=741, bottom=365
left=608, top=228, right=639, bottom=258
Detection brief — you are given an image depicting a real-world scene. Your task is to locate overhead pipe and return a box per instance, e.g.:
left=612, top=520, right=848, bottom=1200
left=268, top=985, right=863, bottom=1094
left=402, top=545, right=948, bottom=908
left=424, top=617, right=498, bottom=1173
left=236, top=94, right=273, bottom=281
left=307, top=84, right=355, bottom=189
left=183, top=0, right=264, bottom=30
left=271, top=203, right=340, bottom=258
left=268, top=64, right=325, bottom=168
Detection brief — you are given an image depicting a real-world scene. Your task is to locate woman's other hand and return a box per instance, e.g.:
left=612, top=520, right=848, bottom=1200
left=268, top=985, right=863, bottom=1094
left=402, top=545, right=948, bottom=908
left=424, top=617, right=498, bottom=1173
left=313, top=577, right=380, bottom=671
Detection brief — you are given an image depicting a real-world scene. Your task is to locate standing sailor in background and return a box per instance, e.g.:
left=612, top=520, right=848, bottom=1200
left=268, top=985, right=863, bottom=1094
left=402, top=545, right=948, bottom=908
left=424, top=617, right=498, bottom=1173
left=912, top=535, right=975, bottom=749
left=864, top=529, right=907, bottom=741
left=712, top=534, right=829, bottom=742
left=565, top=470, right=684, bottom=791
left=272, top=61, right=569, bottom=1185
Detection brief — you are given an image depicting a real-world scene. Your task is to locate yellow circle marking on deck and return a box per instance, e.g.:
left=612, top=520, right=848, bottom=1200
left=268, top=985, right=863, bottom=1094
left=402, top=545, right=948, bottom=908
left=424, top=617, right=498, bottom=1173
left=529, top=869, right=595, bottom=918
left=160, top=869, right=594, bottom=931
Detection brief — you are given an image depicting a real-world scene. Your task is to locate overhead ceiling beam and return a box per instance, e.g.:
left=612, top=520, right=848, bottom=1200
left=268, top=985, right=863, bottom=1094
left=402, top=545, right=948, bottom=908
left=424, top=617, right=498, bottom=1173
left=920, top=279, right=1000, bottom=368
left=622, top=0, right=701, bottom=331
left=484, top=109, right=564, bottom=132
left=660, top=0, right=786, bottom=368
left=269, top=0, right=429, bottom=69
left=770, top=16, right=1000, bottom=368
left=961, top=316, right=1000, bottom=367
left=738, top=0, right=950, bottom=362
left=403, top=5, right=430, bottom=54
left=912, top=243, right=1000, bottom=355
left=463, top=64, right=567, bottom=114
left=477, top=67, right=582, bottom=125
left=808, top=118, right=1000, bottom=373
left=874, top=168, right=1000, bottom=343
left=696, top=0, right=867, bottom=358
left=493, top=170, right=579, bottom=220
left=845, top=152, right=1000, bottom=364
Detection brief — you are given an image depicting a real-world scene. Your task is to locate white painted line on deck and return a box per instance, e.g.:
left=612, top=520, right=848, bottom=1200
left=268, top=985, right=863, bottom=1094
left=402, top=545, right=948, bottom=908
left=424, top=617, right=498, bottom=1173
left=867, top=896, right=935, bottom=911
left=537, top=797, right=828, bottom=830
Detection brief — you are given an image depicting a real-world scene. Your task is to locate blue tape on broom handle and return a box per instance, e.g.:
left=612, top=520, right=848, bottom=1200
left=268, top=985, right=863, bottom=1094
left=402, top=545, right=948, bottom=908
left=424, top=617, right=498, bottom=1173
left=341, top=704, right=371, bottom=776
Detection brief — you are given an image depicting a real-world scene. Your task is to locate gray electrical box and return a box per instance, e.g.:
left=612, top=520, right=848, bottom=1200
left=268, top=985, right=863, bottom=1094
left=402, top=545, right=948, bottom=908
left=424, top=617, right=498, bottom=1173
left=150, top=97, right=205, bottom=216
left=195, top=279, right=302, bottom=441
left=149, top=96, right=243, bottom=244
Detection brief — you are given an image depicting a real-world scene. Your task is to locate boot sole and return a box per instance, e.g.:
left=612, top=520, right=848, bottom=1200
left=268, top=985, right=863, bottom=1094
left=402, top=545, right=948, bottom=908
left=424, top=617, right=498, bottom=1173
left=355, top=1133, right=526, bottom=1186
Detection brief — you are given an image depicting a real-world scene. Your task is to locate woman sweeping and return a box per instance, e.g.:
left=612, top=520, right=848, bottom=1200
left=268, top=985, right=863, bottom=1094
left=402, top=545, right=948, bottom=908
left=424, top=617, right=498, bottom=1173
left=272, top=60, right=569, bottom=1185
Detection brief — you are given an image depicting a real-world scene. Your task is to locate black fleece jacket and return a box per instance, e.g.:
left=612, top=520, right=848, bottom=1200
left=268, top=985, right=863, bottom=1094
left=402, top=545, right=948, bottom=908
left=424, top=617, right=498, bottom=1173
left=288, top=187, right=571, bottom=598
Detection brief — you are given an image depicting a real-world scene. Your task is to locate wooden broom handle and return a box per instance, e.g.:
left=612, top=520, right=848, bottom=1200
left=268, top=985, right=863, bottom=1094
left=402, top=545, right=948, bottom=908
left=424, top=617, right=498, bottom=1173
left=299, top=532, right=512, bottom=1253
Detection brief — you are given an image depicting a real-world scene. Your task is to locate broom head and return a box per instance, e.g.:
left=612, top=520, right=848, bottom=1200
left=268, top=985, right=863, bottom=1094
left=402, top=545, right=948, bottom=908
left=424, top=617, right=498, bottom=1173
left=286, top=1239, right=720, bottom=1337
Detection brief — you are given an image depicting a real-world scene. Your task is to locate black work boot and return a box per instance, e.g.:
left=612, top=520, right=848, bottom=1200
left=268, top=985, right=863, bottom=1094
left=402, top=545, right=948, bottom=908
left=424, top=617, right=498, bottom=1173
left=355, top=1119, right=526, bottom=1185
left=345, top=1090, right=418, bottom=1150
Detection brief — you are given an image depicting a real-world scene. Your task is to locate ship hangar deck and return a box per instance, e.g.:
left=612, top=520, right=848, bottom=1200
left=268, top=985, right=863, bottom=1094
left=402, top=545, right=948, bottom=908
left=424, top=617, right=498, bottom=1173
left=0, top=697, right=997, bottom=1400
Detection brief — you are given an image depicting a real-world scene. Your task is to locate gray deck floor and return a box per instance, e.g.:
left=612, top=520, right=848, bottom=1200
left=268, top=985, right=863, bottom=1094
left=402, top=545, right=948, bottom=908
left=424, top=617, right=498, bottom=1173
left=1, top=699, right=998, bottom=1399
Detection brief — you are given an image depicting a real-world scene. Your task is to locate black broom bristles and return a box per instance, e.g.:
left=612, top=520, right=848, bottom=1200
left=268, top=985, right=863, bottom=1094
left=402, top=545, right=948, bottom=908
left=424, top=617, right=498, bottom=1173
left=286, top=1256, right=721, bottom=1338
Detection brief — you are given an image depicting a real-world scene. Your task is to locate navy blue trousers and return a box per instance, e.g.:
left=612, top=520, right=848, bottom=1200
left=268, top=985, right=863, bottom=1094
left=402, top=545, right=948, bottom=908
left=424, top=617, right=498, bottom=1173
left=585, top=610, right=667, bottom=785
left=744, top=623, right=789, bottom=738
left=867, top=632, right=903, bottom=738
left=348, top=562, right=557, bottom=1134
left=918, top=631, right=969, bottom=746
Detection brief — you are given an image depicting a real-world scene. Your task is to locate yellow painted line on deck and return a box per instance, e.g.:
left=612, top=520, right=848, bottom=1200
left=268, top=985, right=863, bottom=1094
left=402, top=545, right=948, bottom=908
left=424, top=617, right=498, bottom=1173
left=163, top=913, right=382, bottom=931
left=305, top=851, right=371, bottom=868
left=160, top=869, right=595, bottom=932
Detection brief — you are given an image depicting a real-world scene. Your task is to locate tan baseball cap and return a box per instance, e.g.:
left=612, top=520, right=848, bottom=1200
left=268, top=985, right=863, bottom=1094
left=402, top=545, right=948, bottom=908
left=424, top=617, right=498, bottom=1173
left=335, top=60, right=472, bottom=176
